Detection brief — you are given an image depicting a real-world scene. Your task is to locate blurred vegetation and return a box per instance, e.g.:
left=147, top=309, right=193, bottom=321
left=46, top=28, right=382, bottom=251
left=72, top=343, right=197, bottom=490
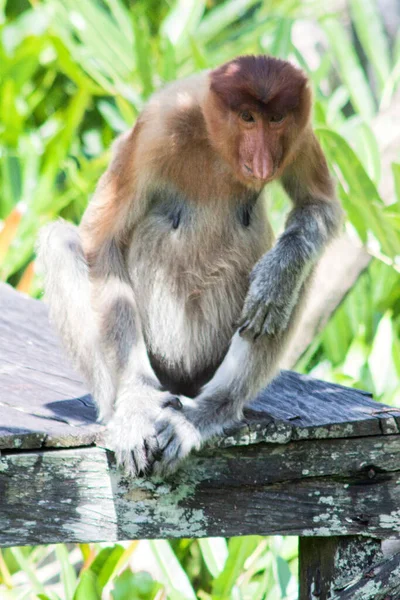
left=0, top=0, right=400, bottom=598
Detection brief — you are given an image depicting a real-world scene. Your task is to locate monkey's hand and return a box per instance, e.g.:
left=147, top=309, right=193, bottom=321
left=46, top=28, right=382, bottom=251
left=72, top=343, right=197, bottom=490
left=153, top=401, right=206, bottom=475
left=238, top=248, right=305, bottom=339
left=98, top=390, right=182, bottom=477
left=153, top=393, right=240, bottom=474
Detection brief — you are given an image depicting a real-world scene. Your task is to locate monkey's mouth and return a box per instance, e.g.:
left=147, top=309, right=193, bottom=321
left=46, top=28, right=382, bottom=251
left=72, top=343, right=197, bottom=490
left=242, top=163, right=273, bottom=183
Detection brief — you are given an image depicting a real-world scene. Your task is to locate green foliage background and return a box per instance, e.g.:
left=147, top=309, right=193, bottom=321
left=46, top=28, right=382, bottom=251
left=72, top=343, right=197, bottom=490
left=0, top=0, right=400, bottom=598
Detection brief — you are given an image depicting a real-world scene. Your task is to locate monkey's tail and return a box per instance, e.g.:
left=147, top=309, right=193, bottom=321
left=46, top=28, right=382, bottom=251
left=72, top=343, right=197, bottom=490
left=36, top=220, right=115, bottom=420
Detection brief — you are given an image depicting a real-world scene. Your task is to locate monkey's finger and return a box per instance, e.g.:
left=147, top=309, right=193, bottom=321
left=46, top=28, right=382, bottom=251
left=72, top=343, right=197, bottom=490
left=246, top=303, right=269, bottom=339
left=133, top=444, right=153, bottom=476
left=153, top=455, right=180, bottom=476
left=156, top=423, right=176, bottom=452
left=262, top=305, right=288, bottom=336
left=155, top=418, right=171, bottom=436
left=153, top=439, right=186, bottom=476
left=262, top=315, right=278, bottom=336
left=144, top=436, right=162, bottom=467
left=237, top=303, right=258, bottom=329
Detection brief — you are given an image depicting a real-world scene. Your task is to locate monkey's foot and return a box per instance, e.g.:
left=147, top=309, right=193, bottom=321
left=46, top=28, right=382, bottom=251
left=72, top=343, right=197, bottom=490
left=99, top=391, right=181, bottom=477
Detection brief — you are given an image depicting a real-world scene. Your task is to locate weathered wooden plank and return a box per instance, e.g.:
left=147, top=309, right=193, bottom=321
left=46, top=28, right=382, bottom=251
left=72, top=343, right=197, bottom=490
left=334, top=551, right=400, bottom=599
left=1, top=282, right=399, bottom=453
left=2, top=434, right=400, bottom=546
left=299, top=536, right=384, bottom=600
left=0, top=405, right=99, bottom=450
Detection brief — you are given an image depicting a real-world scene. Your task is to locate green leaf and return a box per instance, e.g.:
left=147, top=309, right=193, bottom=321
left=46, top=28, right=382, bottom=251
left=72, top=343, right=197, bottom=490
left=320, top=17, right=376, bottom=120
left=381, top=55, right=400, bottom=109
left=161, top=0, right=206, bottom=47
left=317, top=127, right=400, bottom=258
left=50, top=0, right=133, bottom=86
left=8, top=547, right=46, bottom=596
left=368, top=312, right=399, bottom=396
left=55, top=545, right=77, bottom=600
left=132, top=15, right=154, bottom=98
left=104, top=0, right=132, bottom=43
left=159, top=36, right=177, bottom=82
left=198, top=537, right=228, bottom=577
left=51, top=36, right=105, bottom=95
left=326, top=86, right=349, bottom=125
left=112, top=570, right=161, bottom=600
left=73, top=570, right=101, bottom=600
left=149, top=540, right=196, bottom=600
left=342, top=334, right=369, bottom=385
left=349, top=0, right=391, bottom=94
left=276, top=555, right=291, bottom=598
left=392, top=163, right=400, bottom=204
left=270, top=18, right=293, bottom=59
left=188, top=36, right=208, bottom=70
left=341, top=118, right=381, bottom=184
left=98, top=100, right=129, bottom=133
left=89, top=545, right=125, bottom=591
left=196, top=0, right=259, bottom=47
left=212, top=536, right=261, bottom=597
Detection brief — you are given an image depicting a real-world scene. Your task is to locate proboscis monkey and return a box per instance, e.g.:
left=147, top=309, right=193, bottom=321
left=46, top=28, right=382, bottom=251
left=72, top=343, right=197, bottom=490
left=38, top=55, right=342, bottom=475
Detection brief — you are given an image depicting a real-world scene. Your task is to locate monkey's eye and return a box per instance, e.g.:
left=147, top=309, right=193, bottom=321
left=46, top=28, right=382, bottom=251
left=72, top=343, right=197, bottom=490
left=240, top=110, right=255, bottom=123
left=269, top=114, right=285, bottom=123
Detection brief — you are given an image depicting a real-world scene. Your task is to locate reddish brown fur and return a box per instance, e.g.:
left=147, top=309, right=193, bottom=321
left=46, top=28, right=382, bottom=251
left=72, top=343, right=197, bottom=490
left=81, top=54, right=330, bottom=260
left=210, top=55, right=308, bottom=120
left=203, top=57, right=313, bottom=187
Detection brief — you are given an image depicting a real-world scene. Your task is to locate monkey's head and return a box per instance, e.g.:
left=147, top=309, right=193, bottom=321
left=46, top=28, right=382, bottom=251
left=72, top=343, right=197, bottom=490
left=205, top=55, right=311, bottom=187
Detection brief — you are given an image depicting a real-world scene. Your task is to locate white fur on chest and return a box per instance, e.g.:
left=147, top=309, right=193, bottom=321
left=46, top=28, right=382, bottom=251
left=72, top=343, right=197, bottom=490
left=127, top=196, right=271, bottom=377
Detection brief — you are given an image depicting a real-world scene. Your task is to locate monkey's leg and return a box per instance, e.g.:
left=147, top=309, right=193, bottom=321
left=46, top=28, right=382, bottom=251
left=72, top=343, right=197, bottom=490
left=37, top=220, right=180, bottom=475
left=38, top=221, right=116, bottom=422
left=153, top=278, right=310, bottom=475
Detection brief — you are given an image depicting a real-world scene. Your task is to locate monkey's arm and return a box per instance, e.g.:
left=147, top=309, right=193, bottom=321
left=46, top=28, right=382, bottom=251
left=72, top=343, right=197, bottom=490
left=239, top=129, right=343, bottom=339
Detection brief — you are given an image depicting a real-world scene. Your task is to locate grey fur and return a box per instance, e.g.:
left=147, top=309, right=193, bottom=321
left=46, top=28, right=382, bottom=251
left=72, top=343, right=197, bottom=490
left=37, top=219, right=183, bottom=475
left=38, top=153, right=341, bottom=477
left=152, top=198, right=343, bottom=474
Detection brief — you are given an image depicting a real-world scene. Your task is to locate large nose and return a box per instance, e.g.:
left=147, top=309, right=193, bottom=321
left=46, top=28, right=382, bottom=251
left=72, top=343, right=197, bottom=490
left=252, top=141, right=273, bottom=181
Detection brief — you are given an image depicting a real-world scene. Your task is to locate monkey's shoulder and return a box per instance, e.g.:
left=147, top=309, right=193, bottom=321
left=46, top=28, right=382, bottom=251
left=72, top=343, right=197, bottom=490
left=140, top=74, right=209, bottom=146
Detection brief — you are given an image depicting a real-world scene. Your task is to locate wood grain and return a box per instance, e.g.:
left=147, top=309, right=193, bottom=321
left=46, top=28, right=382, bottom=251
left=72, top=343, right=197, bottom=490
left=2, top=433, right=400, bottom=546
left=299, top=536, right=384, bottom=600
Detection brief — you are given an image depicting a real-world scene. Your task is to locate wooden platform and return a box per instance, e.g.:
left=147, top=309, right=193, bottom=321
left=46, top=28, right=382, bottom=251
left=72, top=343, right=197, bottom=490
left=2, top=282, right=400, bottom=598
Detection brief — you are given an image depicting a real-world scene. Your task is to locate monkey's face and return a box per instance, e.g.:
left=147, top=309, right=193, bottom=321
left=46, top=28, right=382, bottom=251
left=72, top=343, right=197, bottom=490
left=234, top=108, right=290, bottom=184
left=207, top=55, right=311, bottom=188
